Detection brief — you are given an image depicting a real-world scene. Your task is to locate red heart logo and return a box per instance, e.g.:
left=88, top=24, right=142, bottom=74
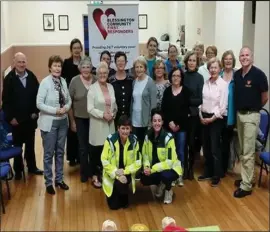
left=93, top=8, right=116, bottom=40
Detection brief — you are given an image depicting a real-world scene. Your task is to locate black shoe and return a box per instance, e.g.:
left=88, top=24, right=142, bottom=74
left=211, top=178, right=220, bottom=187
left=29, top=168, right=44, bottom=175
left=55, top=181, right=69, bottom=190
left=234, top=179, right=256, bottom=188
left=188, top=168, right=194, bottom=180
left=234, top=188, right=252, bottom=198
left=198, top=175, right=212, bottom=181
left=46, top=185, right=56, bottom=195
left=183, top=168, right=189, bottom=180
left=80, top=176, right=88, bottom=183
left=15, top=173, right=22, bottom=180
left=121, top=195, right=129, bottom=209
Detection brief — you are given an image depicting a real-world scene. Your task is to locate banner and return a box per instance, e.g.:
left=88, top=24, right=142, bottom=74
left=88, top=3, right=139, bottom=69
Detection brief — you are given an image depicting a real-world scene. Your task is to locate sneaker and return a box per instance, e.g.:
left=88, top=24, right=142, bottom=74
left=164, top=190, right=173, bottom=204
left=155, top=182, right=166, bottom=198
left=178, top=176, right=184, bottom=187
left=171, top=181, right=176, bottom=187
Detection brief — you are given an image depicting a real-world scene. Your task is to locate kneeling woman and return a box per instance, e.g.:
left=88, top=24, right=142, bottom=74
left=141, top=108, right=182, bottom=204
left=101, top=115, right=142, bottom=210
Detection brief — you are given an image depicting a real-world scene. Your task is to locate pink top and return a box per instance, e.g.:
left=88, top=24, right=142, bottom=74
left=80, top=75, right=92, bottom=90
left=102, top=88, right=111, bottom=113
left=200, top=76, right=228, bottom=118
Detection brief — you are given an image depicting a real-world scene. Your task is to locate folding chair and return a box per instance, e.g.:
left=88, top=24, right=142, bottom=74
left=0, top=162, right=12, bottom=214
left=258, top=108, right=270, bottom=187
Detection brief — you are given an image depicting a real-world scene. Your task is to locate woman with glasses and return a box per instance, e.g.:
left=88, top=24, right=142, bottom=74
left=152, top=60, right=170, bottom=109
left=68, top=56, right=97, bottom=183
left=87, top=61, right=117, bottom=188
left=165, top=45, right=182, bottom=74
left=161, top=67, right=190, bottom=186
left=198, top=45, right=218, bottom=83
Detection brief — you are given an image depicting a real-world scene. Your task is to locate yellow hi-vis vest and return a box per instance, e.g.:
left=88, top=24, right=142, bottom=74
left=142, top=129, right=182, bottom=176
left=101, top=132, right=142, bottom=197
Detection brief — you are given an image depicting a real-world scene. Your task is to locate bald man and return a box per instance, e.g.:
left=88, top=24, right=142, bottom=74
left=2, top=52, right=43, bottom=180
left=234, top=46, right=269, bottom=198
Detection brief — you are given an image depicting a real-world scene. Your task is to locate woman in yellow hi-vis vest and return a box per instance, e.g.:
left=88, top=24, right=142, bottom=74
left=141, top=108, right=182, bottom=204
left=101, top=115, right=142, bottom=210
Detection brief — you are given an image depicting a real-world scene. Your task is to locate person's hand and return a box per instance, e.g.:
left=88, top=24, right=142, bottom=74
left=169, top=121, right=176, bottom=128
left=204, top=118, right=213, bottom=124
left=200, top=117, right=207, bottom=125
left=144, top=167, right=151, bottom=176
left=71, top=120, right=77, bottom=132
left=31, top=113, right=38, bottom=119
left=59, top=107, right=66, bottom=115
left=10, top=118, right=19, bottom=126
left=103, top=112, right=113, bottom=121
left=56, top=108, right=66, bottom=115
left=116, top=169, right=124, bottom=176
left=118, top=175, right=127, bottom=184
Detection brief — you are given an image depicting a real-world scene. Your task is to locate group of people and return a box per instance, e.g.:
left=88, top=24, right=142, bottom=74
left=1, top=36, right=268, bottom=211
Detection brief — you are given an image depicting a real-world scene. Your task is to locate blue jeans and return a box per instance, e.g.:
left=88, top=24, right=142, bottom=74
left=174, top=131, right=186, bottom=167
left=41, top=118, right=68, bottom=187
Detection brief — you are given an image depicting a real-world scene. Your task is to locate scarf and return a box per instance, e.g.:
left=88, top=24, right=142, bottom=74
left=52, top=76, right=65, bottom=108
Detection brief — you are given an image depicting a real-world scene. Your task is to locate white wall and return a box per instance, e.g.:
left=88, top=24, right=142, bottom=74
left=201, top=1, right=216, bottom=48
left=254, top=1, right=269, bottom=105
left=242, top=1, right=255, bottom=51
left=7, top=1, right=168, bottom=46
left=185, top=1, right=202, bottom=49
left=1, top=1, right=11, bottom=53
left=168, top=1, right=178, bottom=43
left=215, top=1, right=244, bottom=64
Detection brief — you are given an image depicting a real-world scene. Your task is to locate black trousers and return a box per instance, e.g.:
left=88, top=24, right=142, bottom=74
left=75, top=117, right=91, bottom=180
left=66, top=128, right=79, bottom=163
left=89, top=144, right=103, bottom=179
left=187, top=115, right=201, bottom=170
left=107, top=175, right=131, bottom=210
left=12, top=122, right=37, bottom=174
left=141, top=170, right=179, bottom=191
left=221, top=117, right=234, bottom=174
left=202, top=113, right=224, bottom=179
left=132, top=126, right=147, bottom=152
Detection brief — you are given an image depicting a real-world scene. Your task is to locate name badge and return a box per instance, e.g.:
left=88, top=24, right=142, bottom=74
left=245, top=80, right=252, bottom=88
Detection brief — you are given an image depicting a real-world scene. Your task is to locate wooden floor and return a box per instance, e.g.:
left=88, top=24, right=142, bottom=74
left=1, top=130, right=269, bottom=231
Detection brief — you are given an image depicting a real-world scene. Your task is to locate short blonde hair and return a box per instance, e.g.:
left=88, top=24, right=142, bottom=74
left=102, top=220, right=117, bottom=231
left=130, top=224, right=149, bottom=231
left=193, top=42, right=205, bottom=53
left=133, top=56, right=147, bottom=71
left=162, top=217, right=176, bottom=229
left=97, top=61, right=109, bottom=74
left=207, top=57, right=222, bottom=70
left=153, top=60, right=167, bottom=80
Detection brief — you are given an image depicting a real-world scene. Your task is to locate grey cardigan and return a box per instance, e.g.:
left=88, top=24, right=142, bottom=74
left=69, top=74, right=97, bottom=118
left=131, top=75, right=157, bottom=127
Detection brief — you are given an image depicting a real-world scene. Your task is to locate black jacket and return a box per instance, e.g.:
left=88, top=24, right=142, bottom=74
left=2, top=68, right=39, bottom=128
left=61, top=57, right=80, bottom=87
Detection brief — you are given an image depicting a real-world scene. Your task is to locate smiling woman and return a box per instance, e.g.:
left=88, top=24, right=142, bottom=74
left=36, top=55, right=72, bottom=195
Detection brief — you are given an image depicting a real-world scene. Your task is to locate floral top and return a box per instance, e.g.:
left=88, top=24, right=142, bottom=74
left=156, top=81, right=171, bottom=109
